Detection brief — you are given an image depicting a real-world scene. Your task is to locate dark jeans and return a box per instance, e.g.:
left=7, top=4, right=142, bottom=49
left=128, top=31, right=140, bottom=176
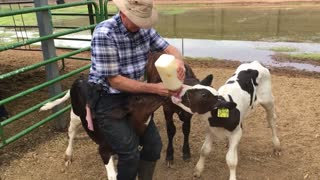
left=93, top=93, right=162, bottom=180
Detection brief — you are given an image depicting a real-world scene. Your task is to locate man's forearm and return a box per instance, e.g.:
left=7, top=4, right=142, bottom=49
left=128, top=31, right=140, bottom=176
left=163, top=45, right=183, bottom=60
left=108, top=75, right=158, bottom=94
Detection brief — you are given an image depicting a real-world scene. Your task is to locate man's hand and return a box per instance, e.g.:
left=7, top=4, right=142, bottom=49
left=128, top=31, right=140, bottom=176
left=152, top=83, right=170, bottom=96
left=153, top=83, right=183, bottom=97
left=169, top=86, right=183, bottom=97
left=176, top=58, right=185, bottom=81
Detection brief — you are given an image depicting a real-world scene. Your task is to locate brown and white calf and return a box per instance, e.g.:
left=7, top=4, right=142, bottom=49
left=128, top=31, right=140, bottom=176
left=40, top=76, right=165, bottom=180
left=171, top=61, right=281, bottom=180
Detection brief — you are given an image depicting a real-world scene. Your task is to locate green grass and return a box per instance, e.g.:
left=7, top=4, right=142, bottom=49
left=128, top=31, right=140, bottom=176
left=0, top=32, right=15, bottom=37
left=0, top=14, right=38, bottom=26
left=269, top=46, right=299, bottom=52
left=184, top=56, right=218, bottom=61
left=287, top=53, right=320, bottom=61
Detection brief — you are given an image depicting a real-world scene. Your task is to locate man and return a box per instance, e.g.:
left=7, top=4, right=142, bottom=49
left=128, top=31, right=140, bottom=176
left=88, top=0, right=185, bottom=179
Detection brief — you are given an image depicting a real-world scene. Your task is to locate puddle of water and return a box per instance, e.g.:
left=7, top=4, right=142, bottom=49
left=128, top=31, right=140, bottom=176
left=166, top=38, right=320, bottom=73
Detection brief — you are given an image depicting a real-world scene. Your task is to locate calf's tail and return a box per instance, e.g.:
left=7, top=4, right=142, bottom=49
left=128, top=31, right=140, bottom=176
left=40, top=90, right=70, bottom=111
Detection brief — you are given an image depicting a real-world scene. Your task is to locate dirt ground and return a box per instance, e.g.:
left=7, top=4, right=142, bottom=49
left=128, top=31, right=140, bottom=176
left=0, top=49, right=320, bottom=180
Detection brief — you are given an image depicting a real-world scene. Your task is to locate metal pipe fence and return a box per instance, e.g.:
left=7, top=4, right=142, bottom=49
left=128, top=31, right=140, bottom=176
left=0, top=0, right=109, bottom=148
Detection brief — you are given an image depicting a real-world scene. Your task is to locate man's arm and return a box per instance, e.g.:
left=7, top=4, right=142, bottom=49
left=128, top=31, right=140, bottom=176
left=108, top=75, right=170, bottom=96
left=163, top=44, right=183, bottom=60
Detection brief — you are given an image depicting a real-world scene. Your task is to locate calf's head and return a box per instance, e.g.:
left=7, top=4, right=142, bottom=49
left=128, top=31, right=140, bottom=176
left=172, top=84, right=237, bottom=115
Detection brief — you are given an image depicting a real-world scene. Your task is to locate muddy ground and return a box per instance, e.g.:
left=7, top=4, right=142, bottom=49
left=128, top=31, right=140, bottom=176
left=0, top=49, right=319, bottom=180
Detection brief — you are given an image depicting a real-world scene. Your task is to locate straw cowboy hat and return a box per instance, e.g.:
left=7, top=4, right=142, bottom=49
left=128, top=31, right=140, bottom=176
left=113, top=0, right=158, bottom=29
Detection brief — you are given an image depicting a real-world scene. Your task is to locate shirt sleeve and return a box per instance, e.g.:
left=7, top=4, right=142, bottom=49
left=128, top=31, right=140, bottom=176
left=149, top=28, right=169, bottom=52
left=91, top=31, right=120, bottom=77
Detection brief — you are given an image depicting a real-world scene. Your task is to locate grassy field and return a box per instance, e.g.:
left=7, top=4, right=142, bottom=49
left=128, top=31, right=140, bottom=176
left=287, top=53, right=320, bottom=61
left=268, top=46, right=299, bottom=52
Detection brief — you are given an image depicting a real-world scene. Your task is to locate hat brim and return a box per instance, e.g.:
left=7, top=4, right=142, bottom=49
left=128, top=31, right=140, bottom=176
left=113, top=0, right=158, bottom=29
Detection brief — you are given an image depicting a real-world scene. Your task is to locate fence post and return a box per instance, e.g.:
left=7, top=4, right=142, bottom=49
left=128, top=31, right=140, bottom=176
left=34, top=0, right=66, bottom=131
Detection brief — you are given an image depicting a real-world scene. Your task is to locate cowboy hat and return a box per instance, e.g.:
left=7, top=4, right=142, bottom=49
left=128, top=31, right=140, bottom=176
left=113, top=0, right=158, bottom=29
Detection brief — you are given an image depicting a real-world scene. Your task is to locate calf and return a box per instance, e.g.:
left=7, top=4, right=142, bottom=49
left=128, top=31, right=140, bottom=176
left=146, top=52, right=213, bottom=166
left=171, top=61, right=281, bottom=180
left=40, top=76, right=165, bottom=180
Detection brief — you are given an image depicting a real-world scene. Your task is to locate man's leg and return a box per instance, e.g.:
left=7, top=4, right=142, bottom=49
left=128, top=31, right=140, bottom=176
left=94, top=95, right=140, bottom=180
left=138, top=115, right=162, bottom=180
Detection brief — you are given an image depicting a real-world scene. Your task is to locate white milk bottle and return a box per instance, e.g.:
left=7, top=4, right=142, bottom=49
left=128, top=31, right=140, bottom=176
left=155, top=54, right=183, bottom=91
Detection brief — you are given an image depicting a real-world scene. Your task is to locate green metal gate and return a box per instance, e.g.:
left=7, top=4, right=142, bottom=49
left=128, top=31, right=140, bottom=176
left=0, top=0, right=111, bottom=148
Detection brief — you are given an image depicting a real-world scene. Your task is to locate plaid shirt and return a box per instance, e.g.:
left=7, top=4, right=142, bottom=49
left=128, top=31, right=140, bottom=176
left=89, top=13, right=169, bottom=93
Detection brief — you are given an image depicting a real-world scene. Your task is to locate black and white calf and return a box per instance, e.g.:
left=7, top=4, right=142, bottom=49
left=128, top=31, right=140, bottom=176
left=172, top=61, right=281, bottom=180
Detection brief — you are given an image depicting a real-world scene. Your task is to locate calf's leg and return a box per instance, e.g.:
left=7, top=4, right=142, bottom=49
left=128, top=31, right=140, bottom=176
left=178, top=111, right=192, bottom=161
left=256, top=76, right=281, bottom=155
left=194, top=132, right=213, bottom=177
left=226, top=128, right=242, bottom=180
left=260, top=100, right=281, bottom=155
left=105, top=155, right=116, bottom=180
left=65, top=110, right=82, bottom=166
left=98, top=144, right=116, bottom=180
left=164, top=108, right=176, bottom=167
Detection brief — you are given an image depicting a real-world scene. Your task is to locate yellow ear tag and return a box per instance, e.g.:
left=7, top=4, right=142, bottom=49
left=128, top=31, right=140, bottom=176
left=217, top=108, right=229, bottom=118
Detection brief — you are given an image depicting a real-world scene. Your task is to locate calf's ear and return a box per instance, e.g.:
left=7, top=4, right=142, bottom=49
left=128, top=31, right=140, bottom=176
left=200, top=74, right=213, bottom=86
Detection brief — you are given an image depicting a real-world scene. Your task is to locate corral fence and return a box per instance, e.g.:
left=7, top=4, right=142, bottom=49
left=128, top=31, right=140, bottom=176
left=0, top=0, right=112, bottom=148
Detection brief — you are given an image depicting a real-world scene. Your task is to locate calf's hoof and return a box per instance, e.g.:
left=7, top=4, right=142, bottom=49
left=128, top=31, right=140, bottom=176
left=64, top=155, right=72, bottom=167
left=166, top=159, right=174, bottom=168
left=183, top=153, right=191, bottom=161
left=273, top=147, right=281, bottom=157
left=193, top=170, right=201, bottom=178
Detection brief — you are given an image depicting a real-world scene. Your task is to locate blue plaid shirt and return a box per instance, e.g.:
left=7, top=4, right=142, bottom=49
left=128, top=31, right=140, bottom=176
left=89, top=13, right=169, bottom=93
